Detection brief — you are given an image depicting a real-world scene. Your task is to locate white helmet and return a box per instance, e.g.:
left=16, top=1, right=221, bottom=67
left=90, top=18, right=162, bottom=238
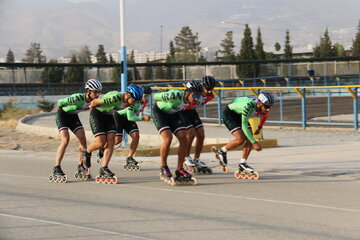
left=258, top=92, right=275, bottom=107
left=85, top=79, right=102, bottom=91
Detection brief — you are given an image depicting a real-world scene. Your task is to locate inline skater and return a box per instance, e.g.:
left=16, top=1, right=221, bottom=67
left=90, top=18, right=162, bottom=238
left=212, top=92, right=275, bottom=179
left=182, top=76, right=217, bottom=174
left=151, top=80, right=203, bottom=185
left=113, top=85, right=152, bottom=171
left=84, top=84, right=143, bottom=184
left=50, top=79, right=102, bottom=183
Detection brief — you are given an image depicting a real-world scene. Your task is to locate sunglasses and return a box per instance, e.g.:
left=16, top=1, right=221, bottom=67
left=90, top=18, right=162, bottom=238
left=92, top=90, right=102, bottom=94
left=192, top=94, right=201, bottom=99
left=263, top=104, right=271, bottom=109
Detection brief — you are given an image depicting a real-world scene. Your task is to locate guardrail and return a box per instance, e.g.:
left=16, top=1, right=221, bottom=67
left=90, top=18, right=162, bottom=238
left=149, top=85, right=360, bottom=131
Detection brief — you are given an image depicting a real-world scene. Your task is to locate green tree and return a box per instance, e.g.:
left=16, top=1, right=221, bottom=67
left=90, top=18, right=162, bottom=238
left=313, top=28, right=338, bottom=58
left=95, top=44, right=108, bottom=63
left=217, top=31, right=236, bottom=61
left=174, top=26, right=201, bottom=62
left=41, top=59, right=64, bottom=84
left=22, top=42, right=46, bottom=63
left=283, top=30, right=293, bottom=59
left=78, top=45, right=92, bottom=63
left=274, top=42, right=281, bottom=52
left=335, top=43, right=346, bottom=57
left=238, top=24, right=256, bottom=78
left=65, top=54, right=84, bottom=83
left=255, top=27, right=266, bottom=60
left=126, top=50, right=140, bottom=81
left=351, top=20, right=360, bottom=56
left=6, top=49, right=15, bottom=63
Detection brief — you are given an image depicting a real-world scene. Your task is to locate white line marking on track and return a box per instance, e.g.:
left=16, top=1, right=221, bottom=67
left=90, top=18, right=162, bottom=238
left=1, top=173, right=360, bottom=213
left=0, top=212, right=155, bottom=240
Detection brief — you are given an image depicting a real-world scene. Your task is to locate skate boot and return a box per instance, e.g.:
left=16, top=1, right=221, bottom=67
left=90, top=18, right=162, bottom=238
left=82, top=150, right=92, bottom=168
left=95, top=166, right=118, bottom=184
left=49, top=165, right=67, bottom=183
left=173, top=168, right=197, bottom=186
left=234, top=162, right=260, bottom=180
left=211, top=146, right=228, bottom=173
left=182, top=156, right=198, bottom=173
left=194, top=159, right=212, bottom=174
left=159, top=165, right=174, bottom=185
left=97, top=148, right=104, bottom=164
left=74, top=164, right=91, bottom=180
left=123, top=156, right=141, bottom=171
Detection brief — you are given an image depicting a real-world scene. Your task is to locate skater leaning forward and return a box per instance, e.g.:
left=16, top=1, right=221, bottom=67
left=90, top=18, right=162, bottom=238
left=182, top=76, right=217, bottom=174
left=151, top=80, right=203, bottom=185
left=84, top=84, right=143, bottom=184
left=113, top=85, right=152, bottom=171
left=50, top=79, right=102, bottom=183
left=213, top=92, right=275, bottom=179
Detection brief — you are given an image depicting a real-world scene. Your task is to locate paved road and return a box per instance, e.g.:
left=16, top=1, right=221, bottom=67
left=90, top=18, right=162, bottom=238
left=1, top=141, right=360, bottom=240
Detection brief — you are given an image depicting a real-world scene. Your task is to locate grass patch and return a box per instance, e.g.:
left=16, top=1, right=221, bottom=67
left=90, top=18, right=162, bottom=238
left=0, top=99, right=38, bottom=128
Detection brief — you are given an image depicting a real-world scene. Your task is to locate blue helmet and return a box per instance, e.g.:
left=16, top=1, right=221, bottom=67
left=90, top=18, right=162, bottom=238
left=126, top=84, right=143, bottom=101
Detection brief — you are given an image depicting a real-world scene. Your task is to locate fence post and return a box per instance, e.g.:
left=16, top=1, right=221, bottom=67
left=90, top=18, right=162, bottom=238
left=279, top=90, right=283, bottom=121
left=301, top=88, right=307, bottom=129
left=354, top=87, right=358, bottom=131
left=217, top=89, right=222, bottom=125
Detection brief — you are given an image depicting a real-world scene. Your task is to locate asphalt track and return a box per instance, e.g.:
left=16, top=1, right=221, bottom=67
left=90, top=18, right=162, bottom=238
left=1, top=141, right=360, bottom=240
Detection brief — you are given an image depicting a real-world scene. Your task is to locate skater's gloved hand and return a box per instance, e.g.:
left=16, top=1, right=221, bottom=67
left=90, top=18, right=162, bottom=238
left=253, top=141, right=262, bottom=151
left=143, top=115, right=151, bottom=122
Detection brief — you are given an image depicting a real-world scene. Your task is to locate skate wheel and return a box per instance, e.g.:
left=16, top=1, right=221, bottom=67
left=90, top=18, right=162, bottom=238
left=222, top=166, right=228, bottom=173
left=123, top=165, right=128, bottom=170
left=193, top=167, right=198, bottom=174
left=87, top=174, right=92, bottom=180
left=106, top=177, right=112, bottom=184
left=246, top=172, right=253, bottom=179
left=159, top=173, right=164, bottom=181
left=191, top=177, right=198, bottom=185
left=135, top=165, right=140, bottom=171
left=63, top=175, right=68, bottom=183
left=211, top=146, right=217, bottom=153
left=130, top=165, right=135, bottom=171
left=240, top=172, right=247, bottom=179
left=170, top=178, right=175, bottom=186
left=252, top=172, right=260, bottom=180
left=53, top=175, right=60, bottom=183
left=85, top=169, right=90, bottom=175
left=74, top=172, right=79, bottom=179
left=95, top=176, right=101, bottom=183
left=234, top=171, right=241, bottom=179
left=111, top=176, right=118, bottom=184
left=101, top=177, right=106, bottom=184
left=207, top=168, right=213, bottom=174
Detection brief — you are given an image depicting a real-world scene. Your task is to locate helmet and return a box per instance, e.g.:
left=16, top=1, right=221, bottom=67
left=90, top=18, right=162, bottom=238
left=85, top=79, right=102, bottom=91
left=258, top=92, right=275, bottom=107
left=185, top=80, right=203, bottom=94
left=141, top=85, right=152, bottom=95
left=202, top=75, right=216, bottom=89
left=126, top=84, right=143, bottom=101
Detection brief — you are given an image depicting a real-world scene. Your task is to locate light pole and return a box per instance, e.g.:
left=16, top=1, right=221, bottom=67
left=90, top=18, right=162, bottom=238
left=160, top=25, right=163, bottom=53
left=119, top=0, right=127, bottom=92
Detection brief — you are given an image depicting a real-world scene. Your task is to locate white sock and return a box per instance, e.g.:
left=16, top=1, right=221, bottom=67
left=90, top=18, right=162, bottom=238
left=240, top=158, right=247, bottom=163
left=221, top=146, right=227, bottom=152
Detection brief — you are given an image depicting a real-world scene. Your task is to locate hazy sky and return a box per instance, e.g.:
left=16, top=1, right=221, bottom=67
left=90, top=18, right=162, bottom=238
left=1, top=0, right=360, bottom=59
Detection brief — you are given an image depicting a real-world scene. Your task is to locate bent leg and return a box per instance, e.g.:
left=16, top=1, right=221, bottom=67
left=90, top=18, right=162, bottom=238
left=175, top=130, right=187, bottom=170
left=128, top=131, right=139, bottom=157
left=185, top=127, right=196, bottom=157
left=193, top=127, right=205, bottom=160
left=102, top=133, right=116, bottom=167
left=225, top=129, right=247, bottom=151
left=159, top=130, right=173, bottom=167
left=74, top=128, right=87, bottom=165
left=55, top=129, right=70, bottom=166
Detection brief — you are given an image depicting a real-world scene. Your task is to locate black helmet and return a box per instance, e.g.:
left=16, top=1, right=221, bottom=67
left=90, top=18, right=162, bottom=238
left=142, top=85, right=152, bottom=95
left=202, top=75, right=216, bottom=89
left=185, top=80, right=203, bottom=94
left=258, top=92, right=275, bottom=107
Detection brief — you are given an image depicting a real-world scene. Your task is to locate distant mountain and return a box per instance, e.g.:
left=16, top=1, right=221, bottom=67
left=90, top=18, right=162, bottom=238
left=1, top=0, right=359, bottom=60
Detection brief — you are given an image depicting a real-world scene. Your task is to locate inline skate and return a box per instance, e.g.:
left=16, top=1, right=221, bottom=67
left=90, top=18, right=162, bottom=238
left=74, top=164, right=91, bottom=180
left=173, top=168, right=197, bottom=186
left=193, top=159, right=212, bottom=174
left=234, top=162, right=260, bottom=180
left=211, top=146, right=228, bottom=173
left=159, top=165, right=174, bottom=185
left=49, top=165, right=67, bottom=183
left=95, top=166, right=118, bottom=184
left=123, top=156, right=141, bottom=171
left=182, top=157, right=198, bottom=173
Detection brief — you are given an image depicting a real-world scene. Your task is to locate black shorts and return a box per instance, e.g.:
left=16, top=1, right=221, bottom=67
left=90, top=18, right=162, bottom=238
left=89, top=108, right=116, bottom=137
left=113, top=112, right=139, bottom=136
left=222, top=106, right=245, bottom=134
left=55, top=108, right=83, bottom=133
left=180, top=109, right=203, bottom=129
left=151, top=104, right=187, bottom=134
